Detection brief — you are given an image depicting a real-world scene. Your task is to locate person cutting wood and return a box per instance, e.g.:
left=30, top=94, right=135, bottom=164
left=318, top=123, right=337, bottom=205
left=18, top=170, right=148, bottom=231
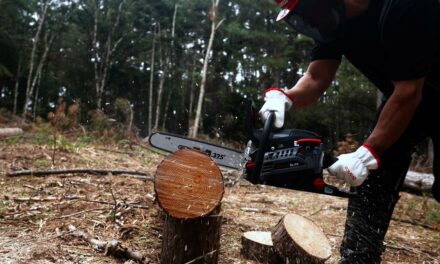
left=259, top=0, right=440, bottom=262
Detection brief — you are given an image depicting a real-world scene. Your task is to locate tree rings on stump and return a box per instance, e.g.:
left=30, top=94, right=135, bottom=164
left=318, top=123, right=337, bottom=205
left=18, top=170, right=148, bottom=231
left=155, top=148, right=224, bottom=219
left=241, top=231, right=283, bottom=264
left=272, top=213, right=332, bottom=264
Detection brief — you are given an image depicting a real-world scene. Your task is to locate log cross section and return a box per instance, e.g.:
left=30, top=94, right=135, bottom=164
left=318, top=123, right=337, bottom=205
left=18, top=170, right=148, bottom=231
left=155, top=148, right=224, bottom=219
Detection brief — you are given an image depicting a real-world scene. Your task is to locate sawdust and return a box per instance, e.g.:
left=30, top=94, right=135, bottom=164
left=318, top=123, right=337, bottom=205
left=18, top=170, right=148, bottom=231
left=0, top=134, right=439, bottom=263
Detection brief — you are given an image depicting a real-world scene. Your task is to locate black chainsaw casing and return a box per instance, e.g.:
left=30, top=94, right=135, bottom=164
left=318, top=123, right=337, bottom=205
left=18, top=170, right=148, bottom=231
left=244, top=100, right=352, bottom=197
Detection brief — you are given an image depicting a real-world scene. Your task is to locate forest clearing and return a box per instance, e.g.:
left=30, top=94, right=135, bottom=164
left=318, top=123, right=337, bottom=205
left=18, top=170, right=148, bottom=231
left=1, top=0, right=440, bottom=263
left=1, top=127, right=439, bottom=264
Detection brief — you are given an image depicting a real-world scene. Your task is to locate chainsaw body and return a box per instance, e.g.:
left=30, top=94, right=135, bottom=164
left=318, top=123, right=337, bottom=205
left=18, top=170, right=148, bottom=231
left=243, top=100, right=353, bottom=198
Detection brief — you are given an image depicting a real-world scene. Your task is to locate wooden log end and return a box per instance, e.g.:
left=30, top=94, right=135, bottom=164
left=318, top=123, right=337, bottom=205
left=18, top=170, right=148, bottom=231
left=272, top=213, right=332, bottom=264
left=155, top=148, right=224, bottom=219
left=241, top=231, right=283, bottom=264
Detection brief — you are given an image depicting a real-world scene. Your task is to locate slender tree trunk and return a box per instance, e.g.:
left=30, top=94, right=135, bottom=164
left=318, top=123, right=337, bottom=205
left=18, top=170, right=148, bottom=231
left=161, top=4, right=178, bottom=131
left=92, top=0, right=101, bottom=109
left=23, top=1, right=49, bottom=116
left=188, top=55, right=197, bottom=115
left=191, top=0, right=224, bottom=138
left=148, top=25, right=156, bottom=135
left=93, top=0, right=126, bottom=110
left=376, top=90, right=383, bottom=109
left=33, top=71, right=42, bottom=121
left=154, top=23, right=165, bottom=131
left=13, top=58, right=22, bottom=116
left=162, top=90, right=172, bottom=130
left=187, top=55, right=197, bottom=136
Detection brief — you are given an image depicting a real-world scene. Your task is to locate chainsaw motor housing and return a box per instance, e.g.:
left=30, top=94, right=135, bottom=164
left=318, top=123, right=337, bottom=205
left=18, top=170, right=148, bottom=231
left=244, top=100, right=326, bottom=193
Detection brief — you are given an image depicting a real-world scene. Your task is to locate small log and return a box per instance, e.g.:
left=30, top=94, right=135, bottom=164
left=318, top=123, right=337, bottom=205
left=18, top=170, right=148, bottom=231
left=155, top=148, right=224, bottom=264
left=0, top=128, right=23, bottom=138
left=241, top=231, right=284, bottom=264
left=403, top=170, right=434, bottom=192
left=272, top=214, right=332, bottom=264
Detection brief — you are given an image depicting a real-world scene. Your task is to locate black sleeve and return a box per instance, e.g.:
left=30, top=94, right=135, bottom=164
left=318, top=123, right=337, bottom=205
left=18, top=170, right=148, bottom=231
left=383, top=0, right=440, bottom=81
left=310, top=40, right=342, bottom=61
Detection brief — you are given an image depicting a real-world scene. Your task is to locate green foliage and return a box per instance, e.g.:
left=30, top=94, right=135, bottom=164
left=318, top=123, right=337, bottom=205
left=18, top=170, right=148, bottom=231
left=35, top=159, right=51, bottom=168
left=4, top=135, right=22, bottom=145
left=32, top=125, right=53, bottom=145
left=426, top=203, right=440, bottom=221
left=0, top=0, right=378, bottom=146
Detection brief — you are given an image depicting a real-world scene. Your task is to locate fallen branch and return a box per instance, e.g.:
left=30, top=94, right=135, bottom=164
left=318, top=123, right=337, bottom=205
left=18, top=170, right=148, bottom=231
left=4, top=195, right=149, bottom=209
left=7, top=195, right=84, bottom=203
left=7, top=168, right=154, bottom=181
left=68, top=225, right=148, bottom=263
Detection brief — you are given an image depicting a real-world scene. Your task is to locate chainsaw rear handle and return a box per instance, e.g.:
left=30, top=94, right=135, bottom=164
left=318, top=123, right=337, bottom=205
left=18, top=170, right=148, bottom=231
left=251, top=110, right=275, bottom=184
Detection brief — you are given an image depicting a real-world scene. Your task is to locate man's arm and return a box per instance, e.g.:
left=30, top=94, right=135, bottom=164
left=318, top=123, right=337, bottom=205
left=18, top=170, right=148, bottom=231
left=365, top=78, right=425, bottom=156
left=285, top=59, right=341, bottom=108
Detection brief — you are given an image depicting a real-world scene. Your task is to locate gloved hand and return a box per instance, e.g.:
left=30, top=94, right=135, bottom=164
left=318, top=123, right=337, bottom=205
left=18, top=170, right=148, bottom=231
left=328, top=144, right=381, bottom=187
left=259, top=88, right=293, bottom=128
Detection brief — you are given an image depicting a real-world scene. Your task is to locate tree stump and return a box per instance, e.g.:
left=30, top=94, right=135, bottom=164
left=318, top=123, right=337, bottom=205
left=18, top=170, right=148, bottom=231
left=241, top=231, right=284, bottom=264
left=155, top=148, right=224, bottom=264
left=272, top=214, right=332, bottom=264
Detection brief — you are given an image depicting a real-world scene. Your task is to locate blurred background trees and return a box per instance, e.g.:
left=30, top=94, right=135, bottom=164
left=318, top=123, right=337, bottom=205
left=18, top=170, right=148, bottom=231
left=0, top=0, right=377, bottom=150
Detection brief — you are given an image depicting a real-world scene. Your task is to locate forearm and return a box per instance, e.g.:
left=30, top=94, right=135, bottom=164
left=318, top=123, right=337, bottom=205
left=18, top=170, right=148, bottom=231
left=365, top=79, right=424, bottom=156
left=285, top=73, right=327, bottom=108
left=284, top=59, right=340, bottom=108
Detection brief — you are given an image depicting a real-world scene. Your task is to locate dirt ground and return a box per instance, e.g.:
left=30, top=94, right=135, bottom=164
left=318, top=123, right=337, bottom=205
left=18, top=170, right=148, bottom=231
left=0, top=133, right=439, bottom=264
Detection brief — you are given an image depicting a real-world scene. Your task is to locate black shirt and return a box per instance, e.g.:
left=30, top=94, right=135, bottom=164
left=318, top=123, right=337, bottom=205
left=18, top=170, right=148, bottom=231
left=310, top=0, right=440, bottom=97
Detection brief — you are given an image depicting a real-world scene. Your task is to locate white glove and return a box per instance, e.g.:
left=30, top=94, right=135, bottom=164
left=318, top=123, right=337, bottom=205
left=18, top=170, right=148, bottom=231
left=259, top=88, right=293, bottom=128
left=328, top=144, right=381, bottom=187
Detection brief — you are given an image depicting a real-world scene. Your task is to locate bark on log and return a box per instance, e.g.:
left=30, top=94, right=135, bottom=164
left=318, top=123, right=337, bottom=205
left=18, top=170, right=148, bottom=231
left=403, top=170, right=435, bottom=192
left=155, top=148, right=224, bottom=264
left=0, top=128, right=23, bottom=138
left=241, top=231, right=283, bottom=264
left=272, top=214, right=332, bottom=264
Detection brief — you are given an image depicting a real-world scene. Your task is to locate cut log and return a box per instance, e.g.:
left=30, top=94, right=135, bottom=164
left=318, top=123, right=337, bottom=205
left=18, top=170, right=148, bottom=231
left=0, top=128, right=23, bottom=138
left=403, top=170, right=434, bottom=192
left=241, top=231, right=284, bottom=264
left=272, top=214, right=332, bottom=264
left=155, top=148, right=224, bottom=264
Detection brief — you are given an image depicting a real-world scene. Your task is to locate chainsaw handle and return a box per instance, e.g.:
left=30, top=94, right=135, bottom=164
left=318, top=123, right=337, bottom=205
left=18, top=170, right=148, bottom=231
left=251, top=111, right=275, bottom=184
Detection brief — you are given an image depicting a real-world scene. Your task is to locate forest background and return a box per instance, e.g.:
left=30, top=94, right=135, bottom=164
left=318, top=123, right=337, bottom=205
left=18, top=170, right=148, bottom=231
left=0, top=0, right=426, bottom=159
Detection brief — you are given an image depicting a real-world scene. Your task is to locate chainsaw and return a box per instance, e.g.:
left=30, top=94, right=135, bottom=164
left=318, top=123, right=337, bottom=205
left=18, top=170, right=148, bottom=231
left=149, top=100, right=356, bottom=198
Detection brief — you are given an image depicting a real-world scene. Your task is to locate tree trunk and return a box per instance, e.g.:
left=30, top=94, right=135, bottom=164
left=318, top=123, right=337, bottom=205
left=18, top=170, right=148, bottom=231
left=188, top=55, right=197, bottom=135
left=13, top=58, right=22, bottom=116
left=241, top=231, right=283, bottom=264
left=272, top=214, right=332, bottom=264
left=92, top=0, right=126, bottom=110
left=0, top=128, right=23, bottom=138
left=191, top=0, right=223, bottom=138
left=155, top=148, right=224, bottom=263
left=148, top=25, right=156, bottom=136
left=154, top=23, right=165, bottom=132
left=23, top=1, right=49, bottom=116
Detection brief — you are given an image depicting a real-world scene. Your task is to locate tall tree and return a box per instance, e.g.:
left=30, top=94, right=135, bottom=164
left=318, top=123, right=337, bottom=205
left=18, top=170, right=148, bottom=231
left=190, top=0, right=224, bottom=138
left=147, top=24, right=156, bottom=135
